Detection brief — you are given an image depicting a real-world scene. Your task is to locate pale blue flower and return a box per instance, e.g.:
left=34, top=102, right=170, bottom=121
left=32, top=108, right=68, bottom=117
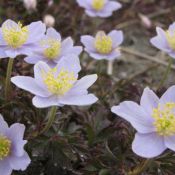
left=81, top=30, right=123, bottom=60
left=77, top=0, right=122, bottom=18
left=11, top=55, right=98, bottom=108
left=112, top=86, right=175, bottom=158
left=0, top=19, right=46, bottom=58
left=150, top=22, right=175, bottom=58
left=25, top=27, right=82, bottom=67
left=0, top=114, right=30, bottom=175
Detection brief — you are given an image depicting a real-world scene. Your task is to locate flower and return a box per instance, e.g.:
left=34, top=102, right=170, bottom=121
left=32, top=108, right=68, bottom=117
left=81, top=30, right=123, bottom=60
left=11, top=55, right=98, bottom=108
left=150, top=22, right=175, bottom=58
left=43, top=14, right=55, bottom=27
left=76, top=0, right=122, bottom=18
left=24, top=27, right=82, bottom=67
left=0, top=114, right=31, bottom=175
left=111, top=86, right=175, bottom=158
left=23, top=0, right=37, bottom=11
left=0, top=19, right=46, bottom=58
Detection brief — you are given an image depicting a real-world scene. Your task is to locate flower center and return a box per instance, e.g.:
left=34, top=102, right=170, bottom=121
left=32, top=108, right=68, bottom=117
left=0, top=135, right=11, bottom=160
left=2, top=21, right=29, bottom=48
left=94, top=31, right=113, bottom=54
left=92, top=0, right=105, bottom=11
left=152, top=102, right=175, bottom=136
left=41, top=38, right=61, bottom=60
left=42, top=67, right=76, bottom=95
left=165, top=31, right=175, bottom=50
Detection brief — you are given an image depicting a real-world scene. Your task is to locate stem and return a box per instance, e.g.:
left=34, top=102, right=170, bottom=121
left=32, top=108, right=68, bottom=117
left=107, top=60, right=114, bottom=75
left=5, top=58, right=14, bottom=100
left=128, top=159, right=153, bottom=175
left=157, top=58, right=172, bottom=90
left=40, top=106, right=57, bottom=134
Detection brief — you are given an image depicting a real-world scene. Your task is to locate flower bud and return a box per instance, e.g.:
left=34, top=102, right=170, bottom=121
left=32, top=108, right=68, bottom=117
left=23, top=0, right=37, bottom=11
left=43, top=14, right=55, bottom=27
left=139, top=13, right=152, bottom=29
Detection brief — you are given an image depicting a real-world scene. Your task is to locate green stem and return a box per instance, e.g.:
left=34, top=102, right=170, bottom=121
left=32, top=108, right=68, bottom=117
left=157, top=58, right=172, bottom=90
left=40, top=106, right=57, bottom=134
left=107, top=60, right=114, bottom=75
left=5, top=58, right=14, bottom=100
left=128, top=159, right=153, bottom=175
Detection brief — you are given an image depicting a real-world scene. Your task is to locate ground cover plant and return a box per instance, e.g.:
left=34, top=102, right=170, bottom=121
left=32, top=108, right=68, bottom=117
left=1, top=0, right=175, bottom=174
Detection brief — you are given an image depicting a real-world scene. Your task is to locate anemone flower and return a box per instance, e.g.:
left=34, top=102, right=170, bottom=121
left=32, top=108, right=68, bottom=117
left=25, top=27, right=82, bottom=67
left=77, top=0, right=122, bottom=18
left=150, top=22, right=175, bottom=58
left=0, top=114, right=30, bottom=175
left=112, top=86, right=175, bottom=158
left=11, top=55, right=98, bottom=108
left=0, top=19, right=46, bottom=58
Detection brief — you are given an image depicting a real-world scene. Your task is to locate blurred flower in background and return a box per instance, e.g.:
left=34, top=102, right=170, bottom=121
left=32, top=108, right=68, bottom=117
left=0, top=114, right=30, bottom=175
left=11, top=56, right=98, bottom=108
left=23, top=0, right=37, bottom=12
left=25, top=27, right=82, bottom=67
left=138, top=13, right=152, bottom=29
left=76, top=0, right=122, bottom=18
left=0, top=19, right=46, bottom=58
left=112, top=86, right=175, bottom=158
left=81, top=30, right=123, bottom=60
left=43, top=14, right=55, bottom=27
left=48, top=0, right=54, bottom=6
left=150, top=22, right=175, bottom=58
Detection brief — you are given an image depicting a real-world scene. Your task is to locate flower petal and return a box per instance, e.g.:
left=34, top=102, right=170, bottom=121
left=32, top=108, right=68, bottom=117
left=0, top=114, right=8, bottom=134
left=6, top=123, right=26, bottom=157
left=59, top=94, right=98, bottom=106
left=85, top=9, right=98, bottom=17
left=108, top=30, right=124, bottom=48
left=33, top=61, right=51, bottom=89
left=5, top=49, right=19, bottom=58
left=60, top=37, right=80, bottom=56
left=32, top=96, right=63, bottom=108
left=76, top=0, right=91, bottom=8
left=27, top=21, right=46, bottom=43
left=132, top=132, right=166, bottom=158
left=168, top=22, right=175, bottom=33
left=61, top=37, right=73, bottom=46
left=0, top=159, right=12, bottom=175
left=105, top=1, right=122, bottom=11
left=159, top=85, right=175, bottom=104
left=89, top=50, right=120, bottom=60
left=111, top=101, right=155, bottom=133
left=46, top=27, right=61, bottom=40
left=11, top=76, right=50, bottom=97
left=169, top=51, right=175, bottom=59
left=68, top=74, right=97, bottom=96
left=164, top=135, right=175, bottom=151
left=57, top=54, right=81, bottom=74
left=9, top=152, right=31, bottom=171
left=81, top=35, right=96, bottom=52
left=150, top=27, right=171, bottom=52
left=0, top=48, right=8, bottom=58
left=24, top=55, right=45, bottom=64
left=140, top=87, right=159, bottom=116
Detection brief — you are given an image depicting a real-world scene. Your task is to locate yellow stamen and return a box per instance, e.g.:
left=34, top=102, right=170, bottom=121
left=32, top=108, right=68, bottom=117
left=152, top=102, right=175, bottom=136
left=0, top=135, right=11, bottom=160
left=41, top=38, right=61, bottom=60
left=94, top=31, right=113, bottom=54
left=2, top=21, right=29, bottom=48
left=42, top=67, right=76, bottom=95
left=165, top=31, right=175, bottom=50
left=92, top=0, right=105, bottom=11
